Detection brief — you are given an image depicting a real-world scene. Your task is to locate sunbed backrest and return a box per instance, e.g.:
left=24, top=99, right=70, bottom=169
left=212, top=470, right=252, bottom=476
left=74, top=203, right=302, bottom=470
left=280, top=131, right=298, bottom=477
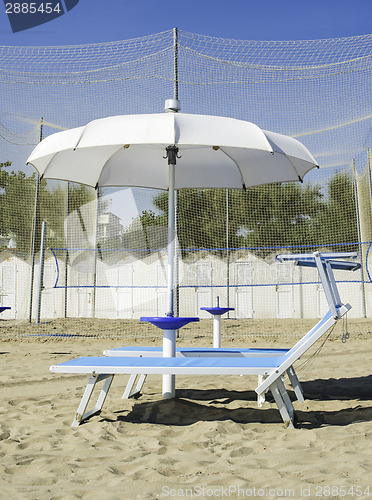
left=284, top=309, right=333, bottom=359
left=256, top=303, right=351, bottom=395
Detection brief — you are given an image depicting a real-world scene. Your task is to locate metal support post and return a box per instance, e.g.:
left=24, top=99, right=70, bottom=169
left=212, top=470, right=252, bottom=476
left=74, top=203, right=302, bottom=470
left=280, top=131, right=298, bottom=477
left=28, top=117, right=43, bottom=322
left=35, top=221, right=46, bottom=324
left=352, top=160, right=367, bottom=317
left=64, top=182, right=70, bottom=318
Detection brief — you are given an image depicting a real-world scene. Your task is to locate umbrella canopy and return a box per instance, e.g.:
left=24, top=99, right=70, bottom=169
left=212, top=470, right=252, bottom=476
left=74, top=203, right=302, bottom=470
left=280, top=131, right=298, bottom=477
left=27, top=112, right=318, bottom=190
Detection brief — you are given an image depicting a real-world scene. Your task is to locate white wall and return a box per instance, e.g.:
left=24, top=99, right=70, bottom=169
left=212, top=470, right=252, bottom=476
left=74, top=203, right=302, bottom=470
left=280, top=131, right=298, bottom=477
left=0, top=253, right=367, bottom=320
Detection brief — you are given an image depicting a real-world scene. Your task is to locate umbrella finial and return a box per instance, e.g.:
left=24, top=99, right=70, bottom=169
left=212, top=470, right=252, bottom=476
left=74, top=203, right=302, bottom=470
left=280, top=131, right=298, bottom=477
left=165, top=99, right=180, bottom=113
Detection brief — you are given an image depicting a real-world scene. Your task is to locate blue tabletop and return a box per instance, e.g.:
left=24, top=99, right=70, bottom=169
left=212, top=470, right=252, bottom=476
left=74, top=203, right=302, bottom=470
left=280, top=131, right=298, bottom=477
left=140, top=316, right=200, bottom=330
left=200, top=307, right=234, bottom=316
left=0, top=306, right=10, bottom=313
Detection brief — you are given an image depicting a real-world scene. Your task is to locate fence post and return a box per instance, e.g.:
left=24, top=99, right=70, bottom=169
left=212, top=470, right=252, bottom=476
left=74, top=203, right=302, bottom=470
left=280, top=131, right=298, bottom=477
left=35, top=221, right=46, bottom=324
left=352, top=160, right=367, bottom=318
left=64, top=182, right=70, bottom=318
left=29, top=176, right=40, bottom=322
left=28, top=117, right=43, bottom=322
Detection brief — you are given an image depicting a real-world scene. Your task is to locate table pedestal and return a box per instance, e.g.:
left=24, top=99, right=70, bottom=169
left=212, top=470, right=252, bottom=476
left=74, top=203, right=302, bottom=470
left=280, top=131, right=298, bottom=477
left=213, top=316, right=222, bottom=348
left=163, top=329, right=176, bottom=398
left=140, top=316, right=199, bottom=399
left=200, top=301, right=234, bottom=348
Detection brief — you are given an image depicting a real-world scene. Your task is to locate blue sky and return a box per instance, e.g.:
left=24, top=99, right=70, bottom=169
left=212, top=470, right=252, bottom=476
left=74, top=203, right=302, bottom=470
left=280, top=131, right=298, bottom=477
left=1, top=0, right=372, bottom=46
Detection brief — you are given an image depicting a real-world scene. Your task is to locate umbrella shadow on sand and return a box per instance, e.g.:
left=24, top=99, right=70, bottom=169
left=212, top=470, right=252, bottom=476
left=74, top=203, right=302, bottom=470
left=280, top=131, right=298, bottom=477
left=112, top=392, right=285, bottom=426
left=101, top=376, right=372, bottom=429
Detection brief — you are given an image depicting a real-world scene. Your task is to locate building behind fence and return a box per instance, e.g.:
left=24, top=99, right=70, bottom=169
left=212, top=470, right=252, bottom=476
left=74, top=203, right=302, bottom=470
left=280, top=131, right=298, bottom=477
left=0, top=246, right=369, bottom=321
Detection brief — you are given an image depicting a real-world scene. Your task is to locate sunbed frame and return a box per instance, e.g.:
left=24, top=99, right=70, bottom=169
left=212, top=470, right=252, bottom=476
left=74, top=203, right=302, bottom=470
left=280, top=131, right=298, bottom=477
left=50, top=252, right=357, bottom=428
left=103, top=346, right=292, bottom=400
left=103, top=251, right=359, bottom=400
left=51, top=304, right=350, bottom=427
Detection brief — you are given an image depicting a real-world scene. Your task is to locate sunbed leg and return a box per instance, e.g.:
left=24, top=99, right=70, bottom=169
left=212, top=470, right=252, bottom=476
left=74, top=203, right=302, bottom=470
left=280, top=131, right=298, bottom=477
left=257, top=375, right=268, bottom=407
left=134, top=373, right=147, bottom=395
left=122, top=374, right=136, bottom=399
left=72, top=374, right=114, bottom=428
left=269, top=378, right=297, bottom=428
left=286, top=366, right=304, bottom=403
left=122, top=373, right=147, bottom=399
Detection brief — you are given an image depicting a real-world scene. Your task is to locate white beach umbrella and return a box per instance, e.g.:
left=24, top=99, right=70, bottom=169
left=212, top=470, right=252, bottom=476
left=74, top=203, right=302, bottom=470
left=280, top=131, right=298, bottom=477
left=27, top=105, right=318, bottom=399
left=28, top=111, right=317, bottom=190
left=27, top=108, right=318, bottom=318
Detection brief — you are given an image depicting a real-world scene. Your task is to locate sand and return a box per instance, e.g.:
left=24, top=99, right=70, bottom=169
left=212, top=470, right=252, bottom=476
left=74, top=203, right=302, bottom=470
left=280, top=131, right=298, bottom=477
left=0, top=319, right=371, bottom=500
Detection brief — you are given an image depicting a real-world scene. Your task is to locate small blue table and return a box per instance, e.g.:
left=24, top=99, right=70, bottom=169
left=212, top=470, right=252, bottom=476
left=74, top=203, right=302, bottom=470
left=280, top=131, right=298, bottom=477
left=0, top=307, right=10, bottom=314
left=140, top=316, right=199, bottom=331
left=200, top=302, right=234, bottom=348
left=140, top=316, right=200, bottom=399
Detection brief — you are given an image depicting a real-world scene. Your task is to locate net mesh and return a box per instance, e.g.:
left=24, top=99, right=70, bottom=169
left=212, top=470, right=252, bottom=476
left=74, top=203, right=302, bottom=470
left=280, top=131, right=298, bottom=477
left=1, top=29, right=372, bottom=337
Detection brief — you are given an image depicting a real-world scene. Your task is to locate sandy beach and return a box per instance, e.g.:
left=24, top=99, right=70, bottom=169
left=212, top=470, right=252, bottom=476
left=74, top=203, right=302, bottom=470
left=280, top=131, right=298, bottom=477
left=0, top=318, right=371, bottom=499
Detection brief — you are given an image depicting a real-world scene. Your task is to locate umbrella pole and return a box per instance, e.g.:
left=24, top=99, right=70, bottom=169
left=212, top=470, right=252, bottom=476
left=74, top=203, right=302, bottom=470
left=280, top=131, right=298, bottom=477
left=167, top=160, right=175, bottom=317
left=163, top=147, right=177, bottom=399
left=163, top=30, right=180, bottom=397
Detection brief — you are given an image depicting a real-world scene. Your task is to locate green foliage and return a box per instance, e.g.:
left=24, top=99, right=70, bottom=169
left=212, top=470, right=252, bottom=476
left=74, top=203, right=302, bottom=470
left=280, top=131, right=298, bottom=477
left=0, top=162, right=38, bottom=253
left=0, top=162, right=362, bottom=258
left=144, top=183, right=325, bottom=256
left=68, top=183, right=96, bottom=216
left=136, top=210, right=159, bottom=228
left=313, top=172, right=358, bottom=250
left=0, top=162, right=95, bottom=254
left=133, top=173, right=358, bottom=257
left=231, top=182, right=325, bottom=255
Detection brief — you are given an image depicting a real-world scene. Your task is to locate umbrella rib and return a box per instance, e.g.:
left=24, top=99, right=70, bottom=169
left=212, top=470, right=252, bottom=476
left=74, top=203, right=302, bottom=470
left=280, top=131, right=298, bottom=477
left=73, top=126, right=89, bottom=150
left=30, top=151, right=59, bottom=180
left=218, top=148, right=247, bottom=190
left=93, top=145, right=126, bottom=188
left=282, top=153, right=305, bottom=182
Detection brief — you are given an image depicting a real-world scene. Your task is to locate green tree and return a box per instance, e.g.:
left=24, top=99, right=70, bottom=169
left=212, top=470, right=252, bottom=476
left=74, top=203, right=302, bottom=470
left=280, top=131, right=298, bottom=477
left=232, top=182, right=324, bottom=255
left=314, top=172, right=358, bottom=249
left=128, top=183, right=325, bottom=257
left=0, top=162, right=96, bottom=254
left=68, top=183, right=96, bottom=216
left=151, top=189, right=236, bottom=253
left=109, top=176, right=357, bottom=258
left=0, top=161, right=37, bottom=254
left=124, top=209, right=166, bottom=256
